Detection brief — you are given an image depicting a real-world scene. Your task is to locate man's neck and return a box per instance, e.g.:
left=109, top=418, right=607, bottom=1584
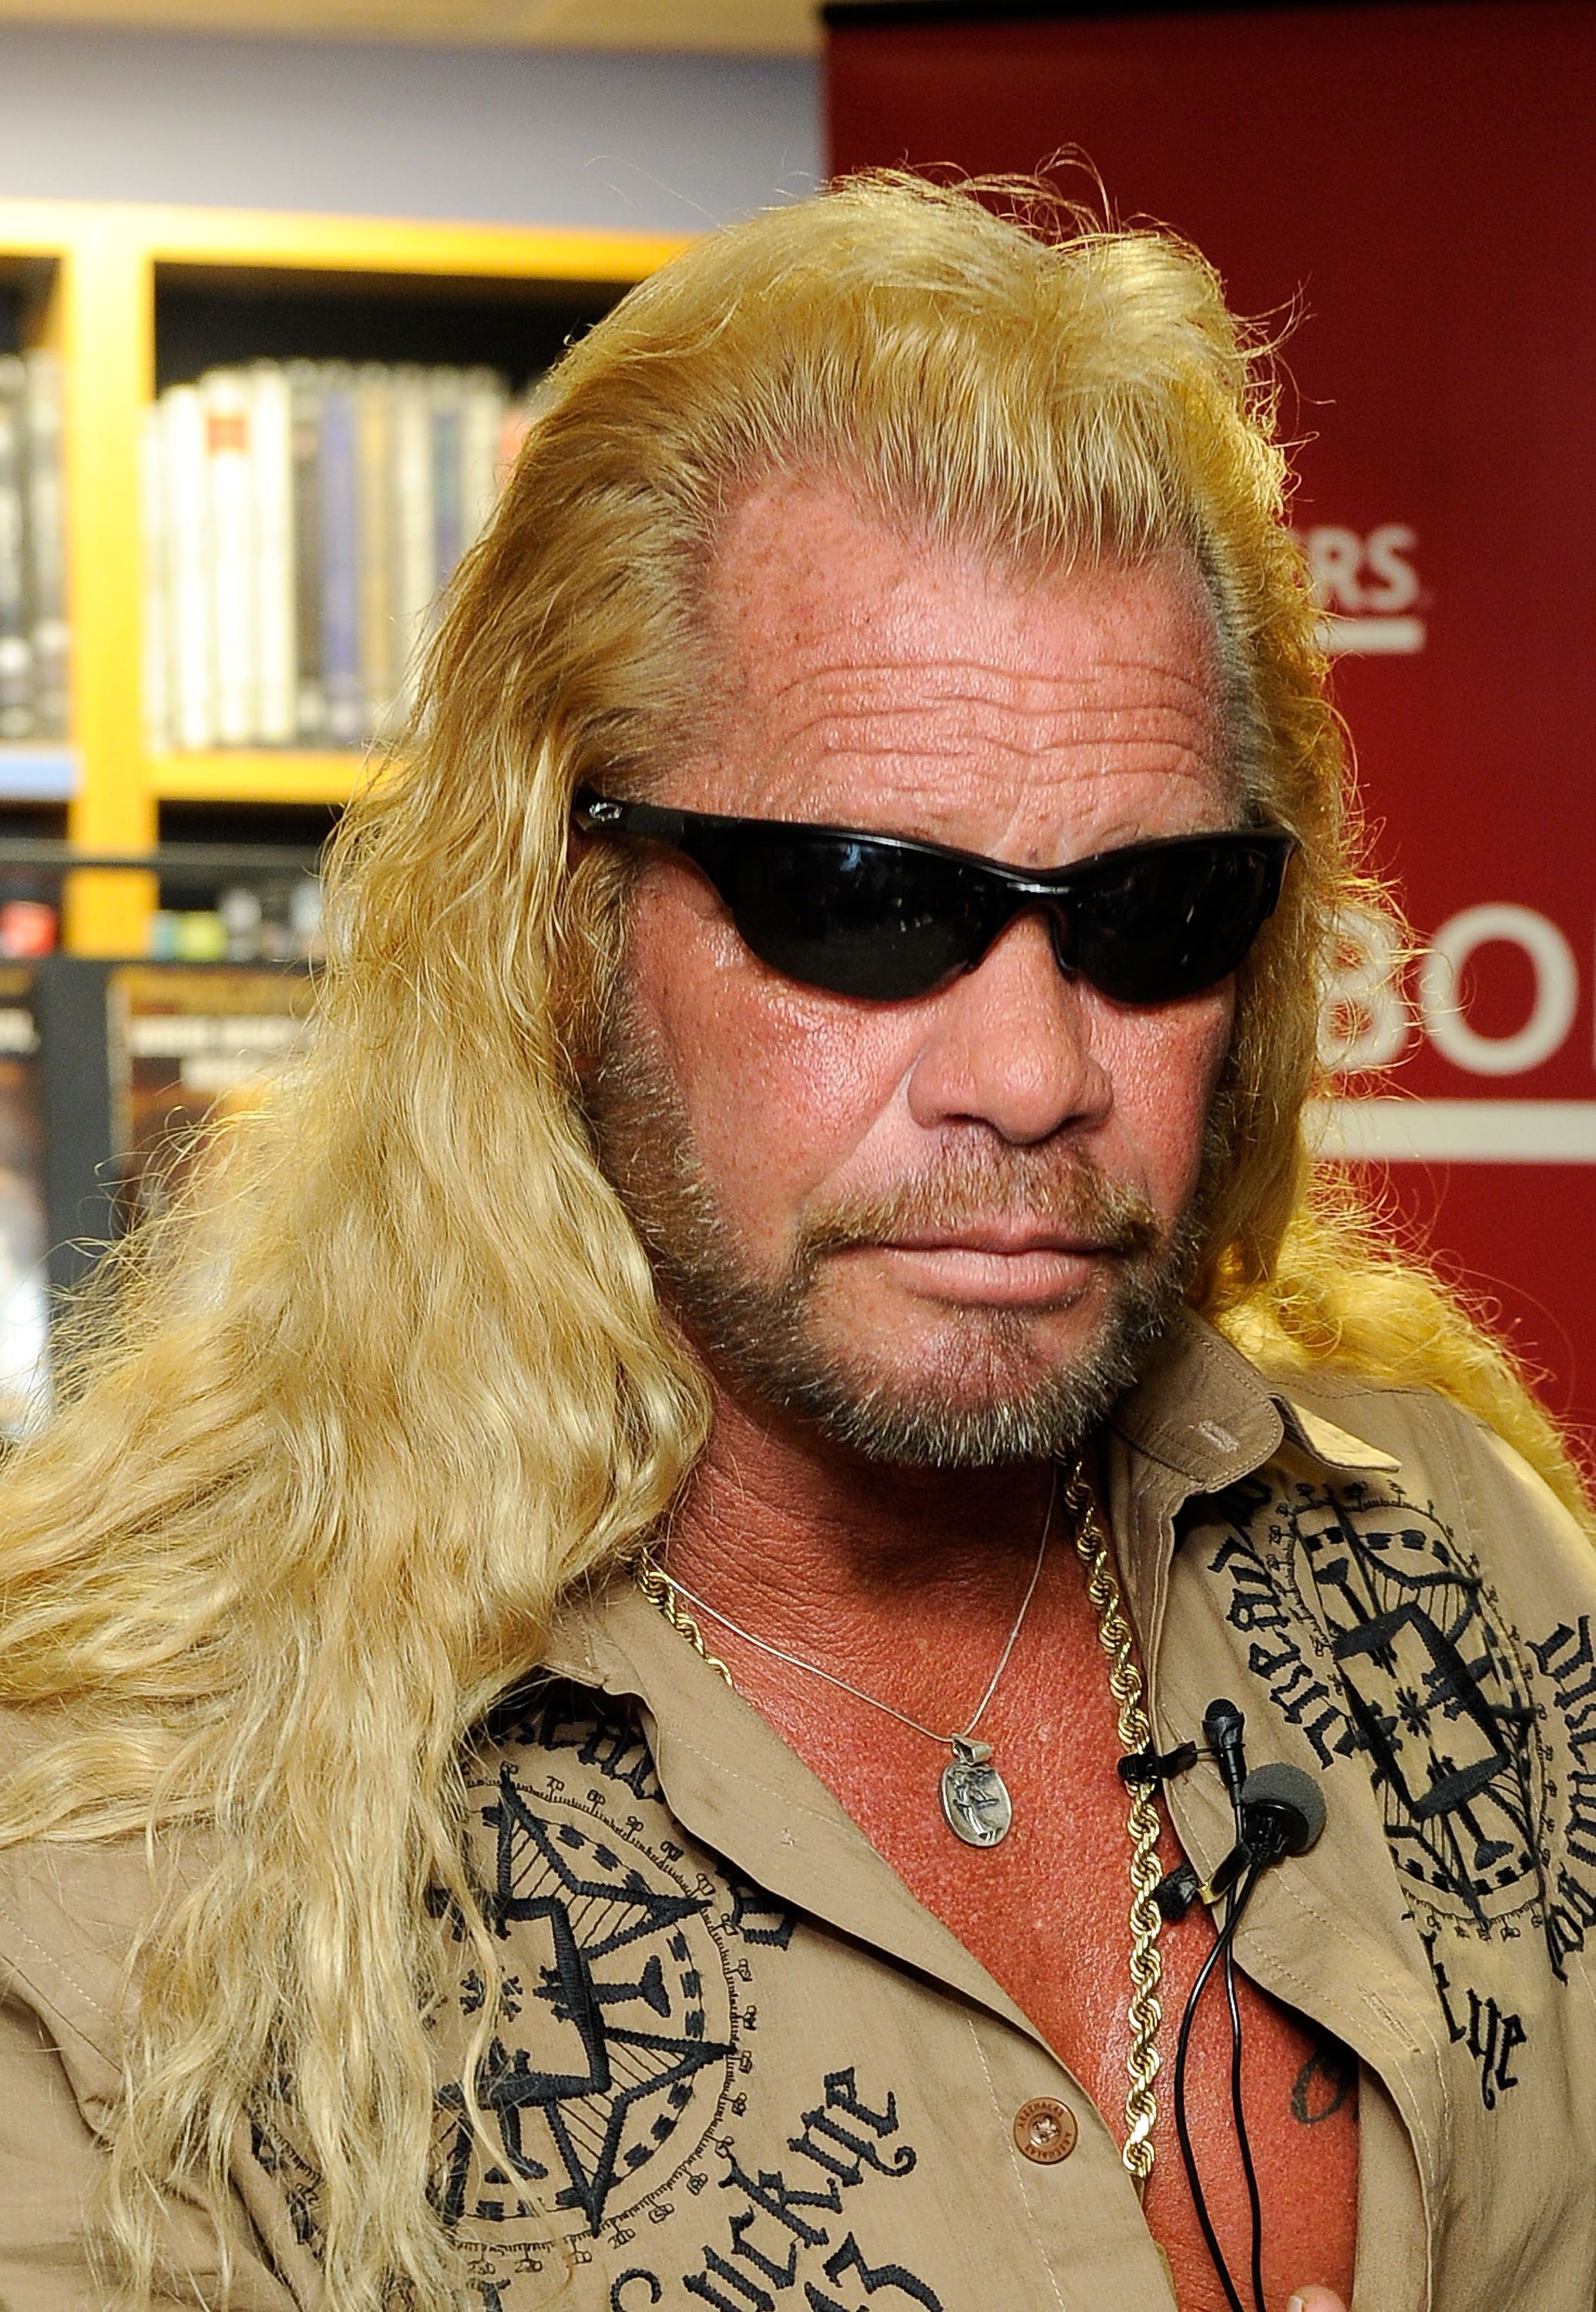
left=658, top=1383, right=1065, bottom=1651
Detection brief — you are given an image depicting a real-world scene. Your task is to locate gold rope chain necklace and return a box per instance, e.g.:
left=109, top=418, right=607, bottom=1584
left=634, top=1455, right=1167, bottom=2195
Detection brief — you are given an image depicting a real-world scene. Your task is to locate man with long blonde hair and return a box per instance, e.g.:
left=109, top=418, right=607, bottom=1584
left=1, top=177, right=1593, bottom=2312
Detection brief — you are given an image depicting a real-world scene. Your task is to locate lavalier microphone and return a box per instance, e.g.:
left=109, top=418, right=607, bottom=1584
left=1202, top=1696, right=1251, bottom=1808
left=1186, top=1756, right=1327, bottom=1909
left=1237, top=1759, right=1326, bottom=1863
left=1150, top=1706, right=1325, bottom=1922
left=1165, top=1709, right=1330, bottom=2312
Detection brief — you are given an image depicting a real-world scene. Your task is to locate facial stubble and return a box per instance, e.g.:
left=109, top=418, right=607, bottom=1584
left=586, top=986, right=1202, bottom=1468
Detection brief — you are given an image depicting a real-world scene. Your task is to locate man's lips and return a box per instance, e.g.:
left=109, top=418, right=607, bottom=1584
left=838, top=1227, right=1131, bottom=1307
left=875, top=1225, right=1115, bottom=1258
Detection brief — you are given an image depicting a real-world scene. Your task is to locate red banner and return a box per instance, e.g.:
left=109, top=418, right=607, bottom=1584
left=828, top=0, right=1596, bottom=1427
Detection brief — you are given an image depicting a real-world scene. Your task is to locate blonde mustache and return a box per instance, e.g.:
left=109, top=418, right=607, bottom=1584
left=793, top=1148, right=1163, bottom=1277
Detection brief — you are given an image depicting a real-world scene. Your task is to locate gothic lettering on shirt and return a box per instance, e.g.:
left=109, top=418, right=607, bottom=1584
left=1203, top=1487, right=1359, bottom=1770
left=487, top=1678, right=667, bottom=1806
left=727, top=1871, right=801, bottom=1951
left=650, top=2069, right=936, bottom=2312
left=1527, top=1615, right=1596, bottom=1977
left=1417, top=1928, right=1526, bottom=2110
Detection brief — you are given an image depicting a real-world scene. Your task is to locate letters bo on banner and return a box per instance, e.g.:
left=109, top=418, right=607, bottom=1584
left=827, top=2, right=1596, bottom=1421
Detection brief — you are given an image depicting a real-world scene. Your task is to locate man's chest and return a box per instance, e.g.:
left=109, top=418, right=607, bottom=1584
left=744, top=1615, right=1361, bottom=2312
left=245, top=1600, right=1596, bottom=2312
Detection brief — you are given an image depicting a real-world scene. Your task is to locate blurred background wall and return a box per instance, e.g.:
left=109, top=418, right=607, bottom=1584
left=0, top=22, right=821, bottom=228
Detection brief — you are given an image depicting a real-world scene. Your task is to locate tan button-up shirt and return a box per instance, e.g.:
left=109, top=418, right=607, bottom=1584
left=4, top=1312, right=1596, bottom=2310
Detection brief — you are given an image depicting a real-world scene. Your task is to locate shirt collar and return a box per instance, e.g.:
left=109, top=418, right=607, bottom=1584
left=1109, top=1303, right=1401, bottom=1491
left=544, top=1571, right=1051, bottom=2048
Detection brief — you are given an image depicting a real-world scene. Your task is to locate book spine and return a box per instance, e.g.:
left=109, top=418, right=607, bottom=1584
left=139, top=404, right=169, bottom=757
left=459, top=367, right=506, bottom=546
left=163, top=385, right=214, bottom=751
left=318, top=370, right=363, bottom=746
left=0, top=358, right=32, bottom=741
left=428, top=369, right=464, bottom=594
left=496, top=397, right=533, bottom=497
left=21, top=351, right=68, bottom=741
left=0, top=969, right=49, bottom=1436
left=250, top=362, right=296, bottom=746
left=202, top=368, right=257, bottom=745
left=287, top=361, right=326, bottom=742
left=389, top=365, right=435, bottom=721
left=354, top=365, right=395, bottom=741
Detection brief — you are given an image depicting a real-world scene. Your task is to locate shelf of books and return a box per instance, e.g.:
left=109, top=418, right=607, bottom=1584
left=0, top=199, right=692, bottom=960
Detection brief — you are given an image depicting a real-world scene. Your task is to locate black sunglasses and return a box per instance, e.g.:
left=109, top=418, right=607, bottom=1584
left=573, top=787, right=1295, bottom=1007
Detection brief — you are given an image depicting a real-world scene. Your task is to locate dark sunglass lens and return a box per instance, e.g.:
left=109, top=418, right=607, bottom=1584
left=721, top=830, right=982, bottom=1000
left=1072, top=841, right=1275, bottom=1004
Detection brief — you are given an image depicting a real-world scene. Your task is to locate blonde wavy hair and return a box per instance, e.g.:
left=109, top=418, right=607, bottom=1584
left=0, top=173, right=1588, bottom=2308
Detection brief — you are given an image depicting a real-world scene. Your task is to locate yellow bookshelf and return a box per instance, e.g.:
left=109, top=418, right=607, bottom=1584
left=149, top=751, right=375, bottom=807
left=0, top=199, right=692, bottom=955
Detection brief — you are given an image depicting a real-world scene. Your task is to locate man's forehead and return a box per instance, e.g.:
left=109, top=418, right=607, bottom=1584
left=686, top=473, right=1231, bottom=844
left=704, top=472, right=1218, bottom=663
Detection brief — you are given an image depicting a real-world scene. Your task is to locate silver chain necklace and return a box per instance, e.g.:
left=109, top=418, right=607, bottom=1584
left=641, top=1473, right=1056, bottom=1850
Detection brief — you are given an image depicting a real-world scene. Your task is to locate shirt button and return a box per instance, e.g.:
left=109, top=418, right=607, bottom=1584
left=1013, top=2096, right=1078, bottom=2164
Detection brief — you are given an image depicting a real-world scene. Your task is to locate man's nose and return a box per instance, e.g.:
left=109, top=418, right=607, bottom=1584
left=904, top=909, right=1112, bottom=1145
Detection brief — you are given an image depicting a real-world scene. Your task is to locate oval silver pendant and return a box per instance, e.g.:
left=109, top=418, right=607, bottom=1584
left=939, top=1747, right=1013, bottom=1848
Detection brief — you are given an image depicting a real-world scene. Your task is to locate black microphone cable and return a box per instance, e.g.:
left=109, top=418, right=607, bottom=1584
left=1172, top=1855, right=1266, bottom=2312
left=1214, top=1703, right=1268, bottom=2312
left=1141, top=1705, right=1327, bottom=2312
left=1201, top=1699, right=1268, bottom=2312
left=1168, top=1705, right=1329, bottom=2312
left=1225, top=1890, right=1268, bottom=2312
left=1211, top=1702, right=1258, bottom=2312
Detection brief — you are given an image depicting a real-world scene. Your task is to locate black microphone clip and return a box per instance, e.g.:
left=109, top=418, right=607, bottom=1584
left=1117, top=1739, right=1199, bottom=1790
left=1154, top=1860, right=1204, bottom=1922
